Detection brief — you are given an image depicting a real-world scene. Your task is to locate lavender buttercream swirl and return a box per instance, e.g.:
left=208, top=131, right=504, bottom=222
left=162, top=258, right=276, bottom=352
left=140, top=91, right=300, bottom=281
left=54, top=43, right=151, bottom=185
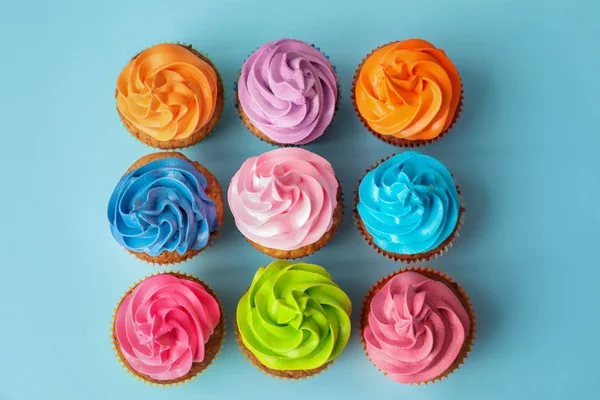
left=237, top=39, right=338, bottom=144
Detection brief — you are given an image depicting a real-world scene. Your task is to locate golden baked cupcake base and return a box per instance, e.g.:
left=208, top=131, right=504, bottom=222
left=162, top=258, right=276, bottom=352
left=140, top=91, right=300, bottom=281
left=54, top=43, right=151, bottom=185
left=245, top=185, right=343, bottom=259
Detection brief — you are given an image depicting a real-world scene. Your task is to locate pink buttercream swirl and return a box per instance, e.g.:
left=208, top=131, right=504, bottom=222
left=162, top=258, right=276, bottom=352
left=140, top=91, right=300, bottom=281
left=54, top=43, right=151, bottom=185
left=228, top=148, right=338, bottom=250
left=364, top=271, right=470, bottom=384
left=237, top=39, right=338, bottom=144
left=115, top=274, right=220, bottom=381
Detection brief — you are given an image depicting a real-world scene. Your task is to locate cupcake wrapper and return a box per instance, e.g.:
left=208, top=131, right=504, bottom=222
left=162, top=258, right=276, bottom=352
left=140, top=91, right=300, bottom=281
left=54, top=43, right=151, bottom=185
left=241, top=180, right=344, bottom=259
left=123, top=232, right=219, bottom=267
left=116, top=152, right=224, bottom=266
left=351, top=41, right=463, bottom=147
left=234, top=41, right=341, bottom=147
left=359, top=266, right=476, bottom=384
left=354, top=154, right=464, bottom=263
left=233, top=320, right=332, bottom=380
left=117, top=42, right=224, bottom=150
left=111, top=271, right=226, bottom=386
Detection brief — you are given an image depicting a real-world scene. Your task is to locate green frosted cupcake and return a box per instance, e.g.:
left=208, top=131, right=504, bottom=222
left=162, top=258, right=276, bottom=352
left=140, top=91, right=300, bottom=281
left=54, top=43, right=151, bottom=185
left=235, top=260, right=352, bottom=379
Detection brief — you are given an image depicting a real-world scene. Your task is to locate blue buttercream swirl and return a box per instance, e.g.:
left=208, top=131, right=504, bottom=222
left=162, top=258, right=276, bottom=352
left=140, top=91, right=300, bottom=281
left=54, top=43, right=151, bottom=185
left=357, top=151, right=460, bottom=254
left=107, top=157, right=218, bottom=256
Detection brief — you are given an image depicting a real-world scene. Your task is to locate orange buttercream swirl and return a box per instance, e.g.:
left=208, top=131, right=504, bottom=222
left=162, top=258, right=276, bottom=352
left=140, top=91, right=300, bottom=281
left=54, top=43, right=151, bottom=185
left=355, top=39, right=461, bottom=140
left=116, top=44, right=218, bottom=141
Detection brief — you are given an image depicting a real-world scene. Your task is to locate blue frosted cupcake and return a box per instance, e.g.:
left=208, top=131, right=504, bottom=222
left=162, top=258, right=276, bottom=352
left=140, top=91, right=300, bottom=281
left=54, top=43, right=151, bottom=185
left=354, top=151, right=463, bottom=262
left=107, top=152, right=224, bottom=265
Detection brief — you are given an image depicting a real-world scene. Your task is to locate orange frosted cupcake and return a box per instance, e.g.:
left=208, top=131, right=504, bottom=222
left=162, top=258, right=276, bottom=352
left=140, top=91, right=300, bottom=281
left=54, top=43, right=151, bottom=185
left=116, top=43, right=224, bottom=149
left=352, top=39, right=462, bottom=147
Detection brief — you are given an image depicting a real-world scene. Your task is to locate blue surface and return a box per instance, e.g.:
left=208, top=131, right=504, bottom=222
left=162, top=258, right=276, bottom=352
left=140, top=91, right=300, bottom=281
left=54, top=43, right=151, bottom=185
left=1, top=0, right=599, bottom=399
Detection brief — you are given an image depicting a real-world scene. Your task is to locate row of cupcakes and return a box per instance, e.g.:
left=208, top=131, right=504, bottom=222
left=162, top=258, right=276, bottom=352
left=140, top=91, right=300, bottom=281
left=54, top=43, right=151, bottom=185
left=112, top=261, right=475, bottom=385
left=108, top=148, right=463, bottom=265
left=115, top=39, right=462, bottom=148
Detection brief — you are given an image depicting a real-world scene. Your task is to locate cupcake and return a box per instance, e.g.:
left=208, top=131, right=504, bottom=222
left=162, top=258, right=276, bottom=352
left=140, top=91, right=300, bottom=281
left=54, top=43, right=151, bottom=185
left=116, top=43, right=224, bottom=149
left=112, top=272, right=224, bottom=385
left=360, top=267, right=475, bottom=384
left=354, top=151, right=464, bottom=263
left=236, top=260, right=352, bottom=379
left=228, top=148, right=342, bottom=259
left=352, top=39, right=462, bottom=147
left=355, top=151, right=463, bottom=262
left=107, top=152, right=224, bottom=265
left=237, top=39, right=338, bottom=145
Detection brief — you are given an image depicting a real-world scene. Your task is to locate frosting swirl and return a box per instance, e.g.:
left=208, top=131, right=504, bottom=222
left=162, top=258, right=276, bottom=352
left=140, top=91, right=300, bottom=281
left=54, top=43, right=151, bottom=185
left=228, top=148, right=338, bottom=251
left=364, top=271, right=470, bottom=383
left=236, top=260, right=352, bottom=370
left=116, top=43, right=218, bottom=141
left=355, top=39, right=461, bottom=140
left=238, top=39, right=337, bottom=144
left=357, top=151, right=460, bottom=254
left=108, top=157, right=218, bottom=256
left=115, top=274, right=221, bottom=381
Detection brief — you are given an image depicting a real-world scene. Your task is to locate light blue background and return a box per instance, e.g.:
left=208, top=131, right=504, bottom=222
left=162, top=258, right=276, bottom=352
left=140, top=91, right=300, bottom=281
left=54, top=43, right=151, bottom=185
left=1, top=0, right=598, bottom=398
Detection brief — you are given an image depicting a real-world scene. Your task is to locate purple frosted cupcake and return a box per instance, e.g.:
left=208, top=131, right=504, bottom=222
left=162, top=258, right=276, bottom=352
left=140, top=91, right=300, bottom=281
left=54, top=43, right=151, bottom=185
left=237, top=39, right=338, bottom=146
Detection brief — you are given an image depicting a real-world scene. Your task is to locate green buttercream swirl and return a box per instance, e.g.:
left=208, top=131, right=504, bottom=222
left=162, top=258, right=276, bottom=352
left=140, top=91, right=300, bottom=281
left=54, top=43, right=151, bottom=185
left=236, top=260, right=352, bottom=371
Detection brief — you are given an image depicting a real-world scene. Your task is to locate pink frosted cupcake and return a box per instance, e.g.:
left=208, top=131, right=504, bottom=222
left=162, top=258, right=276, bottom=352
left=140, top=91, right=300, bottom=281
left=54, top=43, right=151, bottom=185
left=228, top=148, right=342, bottom=259
left=237, top=39, right=338, bottom=145
left=112, top=273, right=224, bottom=385
left=360, top=267, right=475, bottom=384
